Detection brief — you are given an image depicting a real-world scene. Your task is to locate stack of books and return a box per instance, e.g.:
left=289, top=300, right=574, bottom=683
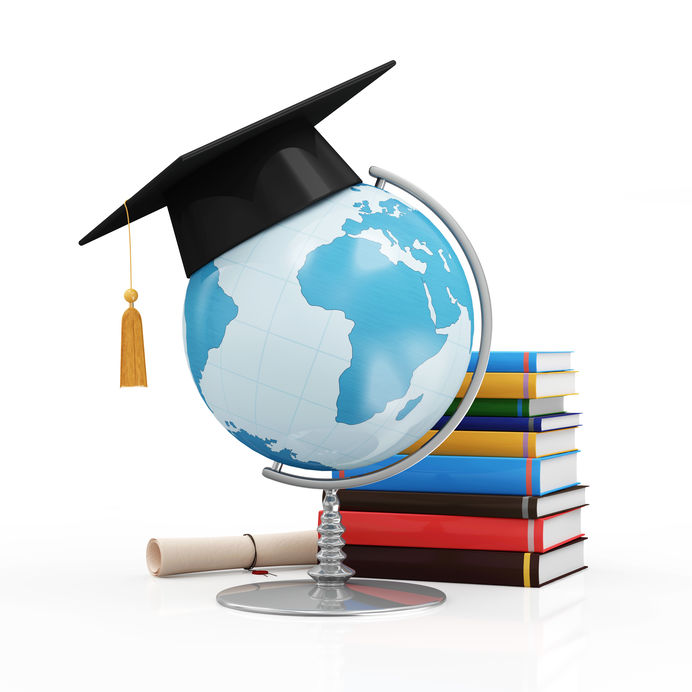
left=332, top=350, right=587, bottom=587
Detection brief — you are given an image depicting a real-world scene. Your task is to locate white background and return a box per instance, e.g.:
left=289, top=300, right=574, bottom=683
left=2, top=1, right=691, bottom=690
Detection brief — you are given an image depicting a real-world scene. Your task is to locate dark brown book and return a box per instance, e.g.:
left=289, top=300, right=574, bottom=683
left=343, top=537, right=587, bottom=588
left=336, top=486, right=587, bottom=519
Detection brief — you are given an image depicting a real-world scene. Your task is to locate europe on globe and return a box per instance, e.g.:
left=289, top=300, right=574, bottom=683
left=183, top=183, right=474, bottom=472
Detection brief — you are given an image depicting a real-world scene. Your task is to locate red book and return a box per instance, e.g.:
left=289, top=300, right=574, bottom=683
left=322, top=508, right=583, bottom=553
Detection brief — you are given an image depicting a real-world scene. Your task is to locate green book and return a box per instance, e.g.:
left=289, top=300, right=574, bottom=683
left=447, top=396, right=567, bottom=417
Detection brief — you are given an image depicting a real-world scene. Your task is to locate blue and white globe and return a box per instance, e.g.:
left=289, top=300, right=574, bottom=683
left=183, top=184, right=473, bottom=472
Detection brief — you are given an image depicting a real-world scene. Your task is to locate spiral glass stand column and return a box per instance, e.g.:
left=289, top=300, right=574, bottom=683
left=217, top=166, right=493, bottom=616
left=216, top=489, right=446, bottom=615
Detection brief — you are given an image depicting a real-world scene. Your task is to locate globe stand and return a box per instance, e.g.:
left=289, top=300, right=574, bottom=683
left=217, top=166, right=492, bottom=616
left=217, top=489, right=446, bottom=615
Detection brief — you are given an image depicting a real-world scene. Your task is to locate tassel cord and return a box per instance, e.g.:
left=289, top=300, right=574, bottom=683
left=120, top=200, right=147, bottom=387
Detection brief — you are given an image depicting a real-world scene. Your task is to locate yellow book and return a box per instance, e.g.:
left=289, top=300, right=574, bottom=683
left=400, top=427, right=578, bottom=457
left=457, top=371, right=577, bottom=399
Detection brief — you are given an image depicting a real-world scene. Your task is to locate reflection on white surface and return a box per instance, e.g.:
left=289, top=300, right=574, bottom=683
left=147, top=567, right=586, bottom=691
left=2, top=534, right=691, bottom=692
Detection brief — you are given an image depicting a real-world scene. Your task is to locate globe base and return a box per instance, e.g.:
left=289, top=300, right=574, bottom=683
left=217, top=487, right=446, bottom=616
left=216, top=578, right=445, bottom=616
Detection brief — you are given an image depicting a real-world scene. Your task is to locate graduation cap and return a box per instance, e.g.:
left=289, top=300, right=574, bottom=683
left=80, top=60, right=396, bottom=387
left=80, top=60, right=396, bottom=278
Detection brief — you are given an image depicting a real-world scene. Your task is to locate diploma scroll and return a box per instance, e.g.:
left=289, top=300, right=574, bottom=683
left=147, top=531, right=318, bottom=577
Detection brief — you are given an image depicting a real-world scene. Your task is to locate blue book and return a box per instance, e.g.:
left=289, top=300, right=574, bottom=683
left=467, top=351, right=572, bottom=373
left=433, top=412, right=581, bottom=432
left=333, top=451, right=579, bottom=496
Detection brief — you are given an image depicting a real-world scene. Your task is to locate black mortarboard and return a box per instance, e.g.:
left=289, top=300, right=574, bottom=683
left=79, top=60, right=396, bottom=277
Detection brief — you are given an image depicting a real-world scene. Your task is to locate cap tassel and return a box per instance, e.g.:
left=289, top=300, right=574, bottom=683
left=121, top=293, right=147, bottom=386
left=120, top=202, right=147, bottom=387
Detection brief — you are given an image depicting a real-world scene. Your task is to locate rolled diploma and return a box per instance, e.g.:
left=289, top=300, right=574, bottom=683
left=146, top=530, right=318, bottom=577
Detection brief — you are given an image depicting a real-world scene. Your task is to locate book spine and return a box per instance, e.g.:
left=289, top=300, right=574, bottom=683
left=450, top=398, right=535, bottom=416
left=434, top=415, right=577, bottom=432
left=334, top=454, right=566, bottom=496
left=455, top=398, right=569, bottom=417
left=459, top=372, right=576, bottom=399
left=462, top=398, right=529, bottom=417
left=335, top=510, right=543, bottom=552
left=343, top=543, right=588, bottom=587
left=400, top=430, right=536, bottom=457
left=344, top=544, right=534, bottom=586
left=457, top=372, right=538, bottom=399
left=337, top=489, right=530, bottom=518
left=468, top=351, right=537, bottom=373
left=434, top=415, right=534, bottom=432
left=528, top=495, right=539, bottom=517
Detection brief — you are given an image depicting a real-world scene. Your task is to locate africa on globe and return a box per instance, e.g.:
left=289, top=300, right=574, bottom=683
left=183, top=184, right=474, bottom=472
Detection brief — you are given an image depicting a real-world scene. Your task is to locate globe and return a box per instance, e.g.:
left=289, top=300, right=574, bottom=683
left=183, top=183, right=474, bottom=472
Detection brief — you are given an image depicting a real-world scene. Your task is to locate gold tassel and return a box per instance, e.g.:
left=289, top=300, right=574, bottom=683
left=121, top=293, right=147, bottom=386
left=120, top=201, right=148, bottom=387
